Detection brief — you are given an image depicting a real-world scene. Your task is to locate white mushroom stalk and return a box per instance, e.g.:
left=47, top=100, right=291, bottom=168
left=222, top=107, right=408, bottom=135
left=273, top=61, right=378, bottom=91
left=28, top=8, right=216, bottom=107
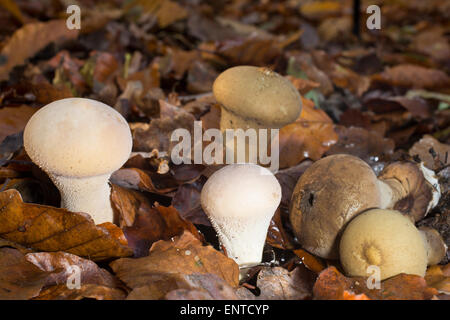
left=24, top=98, right=132, bottom=224
left=201, top=163, right=281, bottom=267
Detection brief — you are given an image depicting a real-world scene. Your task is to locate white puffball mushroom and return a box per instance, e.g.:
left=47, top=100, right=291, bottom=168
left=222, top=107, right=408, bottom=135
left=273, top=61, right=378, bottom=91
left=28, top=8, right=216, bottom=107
left=200, top=163, right=282, bottom=267
left=24, top=98, right=132, bottom=224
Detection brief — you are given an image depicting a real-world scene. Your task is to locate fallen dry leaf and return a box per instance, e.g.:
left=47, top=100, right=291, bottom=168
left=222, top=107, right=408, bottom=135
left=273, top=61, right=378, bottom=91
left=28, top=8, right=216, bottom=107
left=110, top=231, right=239, bottom=290
left=0, top=189, right=132, bottom=261
left=34, top=284, right=126, bottom=300
left=0, top=105, right=37, bottom=143
left=0, top=20, right=79, bottom=81
left=372, top=64, right=450, bottom=90
left=313, top=266, right=438, bottom=300
left=0, top=247, right=49, bottom=300
left=279, top=98, right=338, bottom=168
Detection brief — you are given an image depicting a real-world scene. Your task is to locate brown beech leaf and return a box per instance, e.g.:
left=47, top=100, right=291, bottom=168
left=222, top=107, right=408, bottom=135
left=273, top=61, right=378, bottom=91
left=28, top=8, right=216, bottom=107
left=372, top=64, right=450, bottom=90
left=409, top=135, right=450, bottom=170
left=313, top=266, right=438, bottom=300
left=0, top=105, right=37, bottom=143
left=128, top=272, right=238, bottom=300
left=0, top=189, right=132, bottom=261
left=111, top=168, right=178, bottom=194
left=275, top=160, right=313, bottom=209
left=25, top=252, right=120, bottom=288
left=311, top=50, right=370, bottom=96
left=110, top=231, right=239, bottom=289
left=172, top=179, right=211, bottom=226
left=131, top=100, right=195, bottom=153
left=0, top=20, right=79, bottom=81
left=255, top=266, right=315, bottom=300
left=34, top=284, right=126, bottom=300
left=292, top=249, right=325, bottom=274
left=279, top=98, right=338, bottom=168
left=425, top=264, right=450, bottom=295
left=286, top=75, right=321, bottom=95
left=326, top=125, right=395, bottom=166
left=214, top=35, right=282, bottom=66
left=0, top=247, right=49, bottom=300
left=266, top=208, right=296, bottom=250
left=119, top=191, right=203, bottom=257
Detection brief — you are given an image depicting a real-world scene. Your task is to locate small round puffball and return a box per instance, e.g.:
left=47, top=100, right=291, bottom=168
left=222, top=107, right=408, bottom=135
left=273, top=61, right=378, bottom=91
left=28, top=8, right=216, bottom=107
left=340, top=209, right=428, bottom=280
left=201, top=164, right=282, bottom=220
left=24, top=98, right=132, bottom=178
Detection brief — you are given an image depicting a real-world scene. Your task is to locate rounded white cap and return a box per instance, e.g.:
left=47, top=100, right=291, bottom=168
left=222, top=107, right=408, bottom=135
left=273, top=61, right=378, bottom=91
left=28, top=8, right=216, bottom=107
left=24, top=98, right=132, bottom=178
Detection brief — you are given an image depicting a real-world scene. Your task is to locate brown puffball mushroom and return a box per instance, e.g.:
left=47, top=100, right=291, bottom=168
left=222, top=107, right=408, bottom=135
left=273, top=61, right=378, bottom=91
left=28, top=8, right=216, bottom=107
left=213, top=66, right=302, bottom=163
left=24, top=98, right=132, bottom=224
left=289, top=154, right=441, bottom=259
left=339, top=209, right=429, bottom=280
left=419, top=226, right=448, bottom=266
left=289, top=154, right=382, bottom=259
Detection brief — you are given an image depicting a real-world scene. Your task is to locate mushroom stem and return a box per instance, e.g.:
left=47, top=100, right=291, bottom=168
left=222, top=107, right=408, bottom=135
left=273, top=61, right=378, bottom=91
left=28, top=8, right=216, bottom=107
left=52, top=174, right=114, bottom=224
left=376, top=178, right=407, bottom=209
left=211, top=215, right=270, bottom=268
left=419, top=226, right=447, bottom=266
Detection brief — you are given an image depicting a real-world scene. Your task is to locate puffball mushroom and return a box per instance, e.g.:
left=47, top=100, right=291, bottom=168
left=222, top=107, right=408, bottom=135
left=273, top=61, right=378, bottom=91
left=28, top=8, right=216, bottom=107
left=24, top=98, right=132, bottom=224
left=340, top=209, right=446, bottom=280
left=289, top=154, right=441, bottom=259
left=213, top=66, right=302, bottom=162
left=200, top=163, right=281, bottom=267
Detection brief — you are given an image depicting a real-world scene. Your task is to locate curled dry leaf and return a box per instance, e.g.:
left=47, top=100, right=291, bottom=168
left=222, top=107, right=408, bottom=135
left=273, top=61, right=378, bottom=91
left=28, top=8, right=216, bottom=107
left=125, top=272, right=239, bottom=300
left=313, top=266, right=438, bottom=300
left=34, top=284, right=126, bottom=300
left=266, top=208, right=296, bottom=250
left=238, top=266, right=316, bottom=300
left=110, top=231, right=239, bottom=291
left=0, top=247, right=49, bottom=300
left=326, top=125, right=395, bottom=168
left=409, top=135, right=450, bottom=170
left=372, top=64, right=450, bottom=90
left=131, top=100, right=195, bottom=153
left=112, top=185, right=203, bottom=257
left=172, top=179, right=211, bottom=226
left=0, top=189, right=132, bottom=261
left=24, top=251, right=126, bottom=300
left=0, top=20, right=79, bottom=81
left=279, top=98, right=338, bottom=168
left=0, top=105, right=37, bottom=143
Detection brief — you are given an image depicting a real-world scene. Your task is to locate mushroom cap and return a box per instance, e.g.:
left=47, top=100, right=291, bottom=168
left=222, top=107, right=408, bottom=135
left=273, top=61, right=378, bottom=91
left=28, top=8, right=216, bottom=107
left=340, top=209, right=428, bottom=280
left=201, top=163, right=281, bottom=220
left=289, top=154, right=382, bottom=259
left=213, top=66, right=302, bottom=127
left=24, top=98, right=132, bottom=178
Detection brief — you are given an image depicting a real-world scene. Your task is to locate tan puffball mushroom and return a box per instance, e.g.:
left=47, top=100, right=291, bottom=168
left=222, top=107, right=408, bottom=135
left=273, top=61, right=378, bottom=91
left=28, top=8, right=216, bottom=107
left=200, top=163, right=281, bottom=267
left=289, top=154, right=441, bottom=259
left=339, top=209, right=428, bottom=280
left=213, top=66, right=302, bottom=163
left=24, top=98, right=132, bottom=224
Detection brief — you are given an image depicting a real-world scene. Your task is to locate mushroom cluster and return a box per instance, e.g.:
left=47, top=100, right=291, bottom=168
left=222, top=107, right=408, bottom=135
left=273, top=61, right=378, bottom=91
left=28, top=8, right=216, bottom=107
left=24, top=98, right=132, bottom=224
left=289, top=154, right=441, bottom=259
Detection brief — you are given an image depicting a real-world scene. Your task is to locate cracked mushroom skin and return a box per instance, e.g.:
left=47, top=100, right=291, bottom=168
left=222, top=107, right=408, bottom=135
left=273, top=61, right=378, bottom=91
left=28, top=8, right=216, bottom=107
left=200, top=163, right=281, bottom=267
left=339, top=209, right=428, bottom=280
left=289, top=154, right=382, bottom=259
left=24, top=98, right=132, bottom=224
left=213, top=66, right=302, bottom=163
